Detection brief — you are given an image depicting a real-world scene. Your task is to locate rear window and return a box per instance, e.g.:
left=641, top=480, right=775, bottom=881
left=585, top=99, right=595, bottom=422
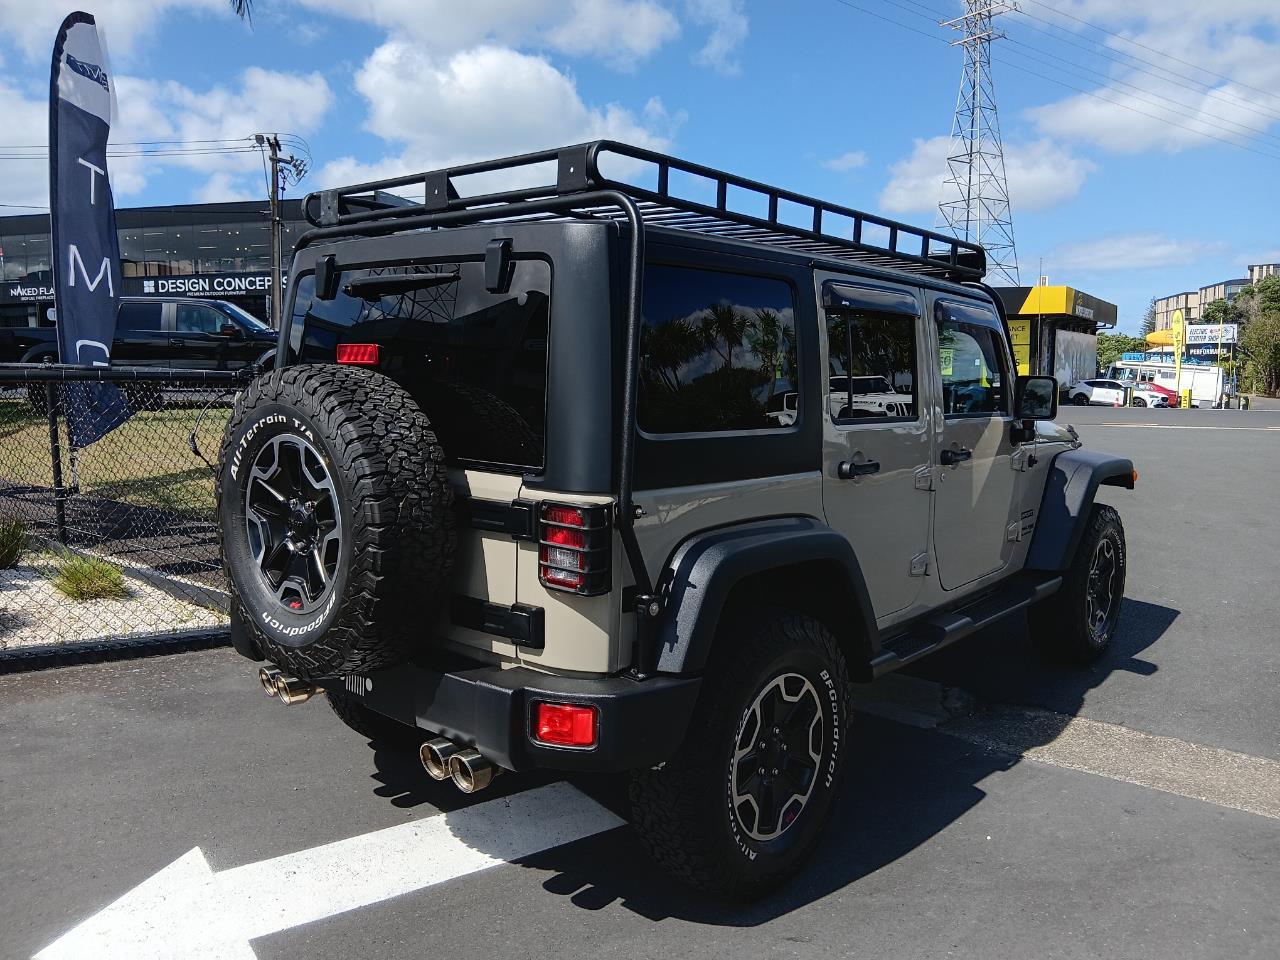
left=287, top=259, right=550, bottom=470
left=117, top=301, right=162, bottom=331
left=638, top=264, right=798, bottom=434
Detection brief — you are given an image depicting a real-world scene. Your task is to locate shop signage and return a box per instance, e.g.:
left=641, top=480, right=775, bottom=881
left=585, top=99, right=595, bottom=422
left=6, top=282, right=56, bottom=302
left=134, top=273, right=272, bottom=295
left=1185, top=323, right=1238, bottom=345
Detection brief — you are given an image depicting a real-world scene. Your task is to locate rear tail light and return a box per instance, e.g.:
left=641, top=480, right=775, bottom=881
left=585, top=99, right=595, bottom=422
left=336, top=343, right=380, bottom=366
left=538, top=502, right=610, bottom=595
left=532, top=702, right=598, bottom=748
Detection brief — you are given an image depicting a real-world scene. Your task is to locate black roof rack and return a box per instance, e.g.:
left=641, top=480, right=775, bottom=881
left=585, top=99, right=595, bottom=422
left=300, top=141, right=986, bottom=282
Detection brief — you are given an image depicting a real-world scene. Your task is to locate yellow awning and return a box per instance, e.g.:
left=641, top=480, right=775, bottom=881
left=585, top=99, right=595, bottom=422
left=1145, top=329, right=1175, bottom=346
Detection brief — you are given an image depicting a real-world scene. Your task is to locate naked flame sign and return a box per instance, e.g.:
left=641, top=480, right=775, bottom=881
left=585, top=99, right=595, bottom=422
left=49, top=10, right=132, bottom=446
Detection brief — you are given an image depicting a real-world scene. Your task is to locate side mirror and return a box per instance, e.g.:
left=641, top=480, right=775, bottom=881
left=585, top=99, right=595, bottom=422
left=219, top=323, right=243, bottom=338
left=1014, top=375, right=1058, bottom=421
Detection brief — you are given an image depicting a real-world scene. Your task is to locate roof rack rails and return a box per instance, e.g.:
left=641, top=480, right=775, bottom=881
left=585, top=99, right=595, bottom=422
left=300, top=140, right=986, bottom=282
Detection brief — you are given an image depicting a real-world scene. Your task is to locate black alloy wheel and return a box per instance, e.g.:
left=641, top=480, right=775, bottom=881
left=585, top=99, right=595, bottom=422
left=244, top=434, right=342, bottom=614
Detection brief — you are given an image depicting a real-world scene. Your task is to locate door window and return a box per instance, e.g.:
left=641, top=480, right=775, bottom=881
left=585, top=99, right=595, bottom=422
left=117, top=301, right=162, bottom=331
left=937, top=308, right=1009, bottom=416
left=175, top=303, right=227, bottom=334
left=827, top=310, right=917, bottom=422
left=638, top=265, right=798, bottom=434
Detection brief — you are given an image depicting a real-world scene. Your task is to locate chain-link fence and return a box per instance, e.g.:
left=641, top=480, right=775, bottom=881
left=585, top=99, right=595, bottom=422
left=0, top=365, right=249, bottom=653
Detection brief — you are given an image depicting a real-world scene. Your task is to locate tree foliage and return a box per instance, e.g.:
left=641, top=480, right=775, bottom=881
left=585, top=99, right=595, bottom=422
left=1139, top=297, right=1157, bottom=337
left=1096, top=332, right=1148, bottom=372
left=1199, top=298, right=1238, bottom=326
left=1235, top=277, right=1280, bottom=396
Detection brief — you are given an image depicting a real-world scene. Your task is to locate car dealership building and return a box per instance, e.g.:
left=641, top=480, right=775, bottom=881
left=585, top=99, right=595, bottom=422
left=0, top=199, right=307, bottom=330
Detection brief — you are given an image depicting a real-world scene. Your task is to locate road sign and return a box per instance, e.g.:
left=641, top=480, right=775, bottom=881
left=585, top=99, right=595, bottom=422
left=36, top=782, right=625, bottom=960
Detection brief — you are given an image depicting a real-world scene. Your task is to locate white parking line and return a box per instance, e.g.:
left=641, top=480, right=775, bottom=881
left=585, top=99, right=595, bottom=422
left=36, top=781, right=625, bottom=960
left=1091, top=422, right=1280, bottom=431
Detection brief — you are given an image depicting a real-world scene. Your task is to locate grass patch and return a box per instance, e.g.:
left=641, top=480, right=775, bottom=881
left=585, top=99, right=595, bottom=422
left=0, top=396, right=231, bottom=517
left=52, top=552, right=130, bottom=601
left=0, top=517, right=27, bottom=568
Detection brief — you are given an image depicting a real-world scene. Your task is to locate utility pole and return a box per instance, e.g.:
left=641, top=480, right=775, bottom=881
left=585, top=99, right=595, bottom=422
left=255, top=133, right=309, bottom=331
left=938, top=1, right=1020, bottom=286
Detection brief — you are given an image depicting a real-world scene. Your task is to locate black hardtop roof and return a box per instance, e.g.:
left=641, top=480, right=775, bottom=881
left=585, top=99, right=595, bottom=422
left=299, top=141, right=987, bottom=285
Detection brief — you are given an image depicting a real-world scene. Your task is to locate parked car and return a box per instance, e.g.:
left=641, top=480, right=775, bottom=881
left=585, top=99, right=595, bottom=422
left=1129, top=382, right=1171, bottom=407
left=1069, top=378, right=1128, bottom=406
left=0, top=297, right=277, bottom=370
left=221, top=141, right=1133, bottom=898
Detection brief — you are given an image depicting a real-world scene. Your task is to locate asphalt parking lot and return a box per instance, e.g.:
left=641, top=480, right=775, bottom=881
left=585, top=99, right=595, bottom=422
left=3, top=405, right=1278, bottom=960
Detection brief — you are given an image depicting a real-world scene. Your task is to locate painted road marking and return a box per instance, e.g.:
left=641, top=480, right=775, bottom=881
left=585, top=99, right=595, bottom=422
left=1092, top=422, right=1280, bottom=431
left=35, top=781, right=625, bottom=960
left=854, top=676, right=1280, bottom=821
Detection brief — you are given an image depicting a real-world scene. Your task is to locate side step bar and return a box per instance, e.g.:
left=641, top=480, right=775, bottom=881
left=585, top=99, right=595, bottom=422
left=870, top=571, right=1062, bottom=678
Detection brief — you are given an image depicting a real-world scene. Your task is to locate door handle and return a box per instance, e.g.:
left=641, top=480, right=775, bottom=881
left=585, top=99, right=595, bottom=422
left=837, top=459, right=881, bottom=480
left=168, top=338, right=186, bottom=346
left=940, top=447, right=972, bottom=466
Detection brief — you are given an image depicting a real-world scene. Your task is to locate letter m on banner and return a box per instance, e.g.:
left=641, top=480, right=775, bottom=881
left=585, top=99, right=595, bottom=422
left=49, top=11, right=133, bottom=447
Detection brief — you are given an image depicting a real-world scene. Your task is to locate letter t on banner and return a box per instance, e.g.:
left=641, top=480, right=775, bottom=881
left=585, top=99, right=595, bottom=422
left=49, top=11, right=133, bottom=447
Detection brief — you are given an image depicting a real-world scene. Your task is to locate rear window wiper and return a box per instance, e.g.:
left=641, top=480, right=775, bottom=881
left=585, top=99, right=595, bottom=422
left=344, top=272, right=460, bottom=301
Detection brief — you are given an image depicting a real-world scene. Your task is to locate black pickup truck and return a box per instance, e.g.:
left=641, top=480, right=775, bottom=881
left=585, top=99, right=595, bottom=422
left=0, top=297, right=277, bottom=369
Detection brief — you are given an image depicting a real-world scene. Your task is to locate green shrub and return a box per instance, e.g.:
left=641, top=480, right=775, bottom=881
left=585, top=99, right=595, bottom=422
left=0, top=518, right=27, bottom=569
left=52, top=552, right=129, bottom=601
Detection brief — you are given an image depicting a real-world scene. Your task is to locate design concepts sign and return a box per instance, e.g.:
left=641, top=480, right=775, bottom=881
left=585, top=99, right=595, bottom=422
left=136, top=273, right=273, bottom=295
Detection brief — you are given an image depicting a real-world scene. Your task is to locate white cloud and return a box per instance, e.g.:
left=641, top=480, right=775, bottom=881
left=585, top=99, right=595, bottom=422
left=686, top=0, right=748, bottom=74
left=0, top=66, right=333, bottom=207
left=0, top=0, right=227, bottom=59
left=1047, top=232, right=1223, bottom=273
left=317, top=42, right=678, bottom=192
left=823, top=150, right=867, bottom=172
left=880, top=136, right=1095, bottom=216
left=293, top=0, right=687, bottom=69
left=1020, top=2, right=1280, bottom=154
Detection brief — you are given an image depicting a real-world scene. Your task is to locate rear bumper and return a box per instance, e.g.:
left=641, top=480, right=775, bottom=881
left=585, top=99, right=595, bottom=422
left=320, top=660, right=701, bottom=774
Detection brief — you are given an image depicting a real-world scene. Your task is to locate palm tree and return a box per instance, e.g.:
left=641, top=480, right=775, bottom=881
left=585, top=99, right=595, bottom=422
left=699, top=302, right=748, bottom=371
left=230, top=0, right=252, bottom=20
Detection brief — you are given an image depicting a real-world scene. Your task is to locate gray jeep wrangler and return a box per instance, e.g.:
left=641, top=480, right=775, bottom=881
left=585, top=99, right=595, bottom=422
left=218, top=142, right=1134, bottom=897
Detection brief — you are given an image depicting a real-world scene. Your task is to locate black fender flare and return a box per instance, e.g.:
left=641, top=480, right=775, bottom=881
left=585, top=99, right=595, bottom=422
left=252, top=347, right=277, bottom=370
left=1026, top=448, right=1134, bottom=572
left=20, top=346, right=57, bottom=365
left=653, top=516, right=878, bottom=675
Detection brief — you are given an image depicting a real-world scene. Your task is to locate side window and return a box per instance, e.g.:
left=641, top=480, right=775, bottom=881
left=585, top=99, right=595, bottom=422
left=638, top=264, right=798, bottom=434
left=175, top=302, right=226, bottom=334
left=827, top=310, right=917, bottom=422
left=117, top=301, right=162, bottom=332
left=937, top=309, right=1009, bottom=416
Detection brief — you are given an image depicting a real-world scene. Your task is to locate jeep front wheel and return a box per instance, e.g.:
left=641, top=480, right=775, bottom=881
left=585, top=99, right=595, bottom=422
left=1029, top=503, right=1126, bottom=662
left=218, top=364, right=455, bottom=679
left=629, top=609, right=850, bottom=898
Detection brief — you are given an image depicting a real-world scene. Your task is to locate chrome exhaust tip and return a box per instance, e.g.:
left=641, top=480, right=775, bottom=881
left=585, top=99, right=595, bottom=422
left=448, top=748, right=499, bottom=794
left=273, top=675, right=321, bottom=705
left=259, top=667, right=283, bottom=697
left=420, top=738, right=463, bottom=781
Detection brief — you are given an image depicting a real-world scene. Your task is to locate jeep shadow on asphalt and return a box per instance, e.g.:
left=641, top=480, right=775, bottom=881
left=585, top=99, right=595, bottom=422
left=353, top=597, right=1176, bottom=923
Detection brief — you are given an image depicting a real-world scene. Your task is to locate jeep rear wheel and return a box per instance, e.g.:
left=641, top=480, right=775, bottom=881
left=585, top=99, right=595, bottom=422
left=218, top=364, right=455, bottom=679
left=1029, top=503, right=1126, bottom=662
left=629, top=609, right=850, bottom=898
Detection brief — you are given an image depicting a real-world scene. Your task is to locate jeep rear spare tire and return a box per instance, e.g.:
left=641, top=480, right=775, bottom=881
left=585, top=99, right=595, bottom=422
left=218, top=364, right=455, bottom=679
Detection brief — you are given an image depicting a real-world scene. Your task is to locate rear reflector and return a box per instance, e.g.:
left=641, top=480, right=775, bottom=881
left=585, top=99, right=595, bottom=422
left=336, top=343, right=380, bottom=366
left=533, top=702, right=598, bottom=748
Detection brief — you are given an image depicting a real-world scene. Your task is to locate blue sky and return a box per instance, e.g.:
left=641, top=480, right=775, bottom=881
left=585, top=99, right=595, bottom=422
left=1, top=0, right=1277, bottom=332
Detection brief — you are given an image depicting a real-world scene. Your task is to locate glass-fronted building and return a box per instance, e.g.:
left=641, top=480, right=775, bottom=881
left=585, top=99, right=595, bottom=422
left=0, top=199, right=307, bottom=328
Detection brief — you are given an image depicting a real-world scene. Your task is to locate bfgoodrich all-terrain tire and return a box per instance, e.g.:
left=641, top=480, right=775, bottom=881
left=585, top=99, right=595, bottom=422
left=629, top=609, right=851, bottom=898
left=218, top=364, right=455, bottom=680
left=1029, top=503, right=1126, bottom=662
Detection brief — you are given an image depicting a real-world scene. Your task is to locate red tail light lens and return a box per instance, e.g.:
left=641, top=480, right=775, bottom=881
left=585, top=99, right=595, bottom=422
left=336, top=343, right=380, bottom=366
left=533, top=702, right=598, bottom=748
left=538, top=502, right=610, bottom=595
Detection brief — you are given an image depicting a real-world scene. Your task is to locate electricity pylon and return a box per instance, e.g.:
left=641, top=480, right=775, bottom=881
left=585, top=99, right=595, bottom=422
left=937, top=1, right=1021, bottom=285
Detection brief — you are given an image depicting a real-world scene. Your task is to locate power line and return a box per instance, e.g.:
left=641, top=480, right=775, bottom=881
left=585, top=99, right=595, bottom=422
left=1019, top=0, right=1280, bottom=106
left=831, top=0, right=1280, bottom=162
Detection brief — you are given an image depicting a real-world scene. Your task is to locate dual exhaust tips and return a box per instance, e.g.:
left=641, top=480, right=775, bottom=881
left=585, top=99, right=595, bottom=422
left=258, top=667, right=321, bottom=705
left=420, top=738, right=500, bottom=794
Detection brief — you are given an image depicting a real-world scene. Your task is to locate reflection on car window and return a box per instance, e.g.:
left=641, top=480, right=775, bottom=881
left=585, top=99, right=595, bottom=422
left=827, top=310, right=917, bottom=421
left=176, top=303, right=226, bottom=334
left=639, top=265, right=798, bottom=434
left=937, top=309, right=1007, bottom=416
